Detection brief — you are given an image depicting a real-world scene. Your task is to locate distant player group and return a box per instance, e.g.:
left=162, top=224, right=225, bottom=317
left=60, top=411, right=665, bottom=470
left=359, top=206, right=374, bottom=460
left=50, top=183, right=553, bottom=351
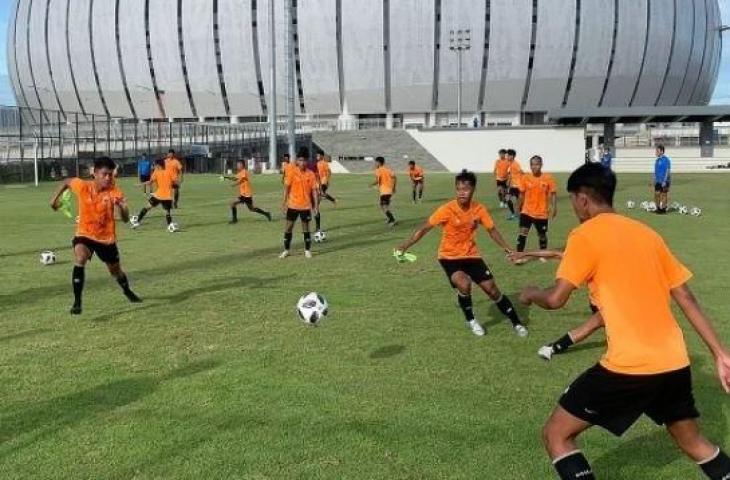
left=48, top=144, right=730, bottom=479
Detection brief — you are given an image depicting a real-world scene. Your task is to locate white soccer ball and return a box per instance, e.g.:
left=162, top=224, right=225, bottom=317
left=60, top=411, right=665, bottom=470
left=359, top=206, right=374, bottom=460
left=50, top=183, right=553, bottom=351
left=296, top=292, right=329, bottom=325
left=640, top=200, right=650, bottom=210
left=626, top=200, right=635, bottom=209
left=130, top=215, right=139, bottom=224
left=647, top=201, right=657, bottom=212
left=670, top=201, right=681, bottom=211
left=690, top=207, right=702, bottom=217
left=167, top=222, right=179, bottom=233
left=679, top=205, right=689, bottom=215
left=313, top=230, right=327, bottom=243
left=40, top=251, right=56, bottom=266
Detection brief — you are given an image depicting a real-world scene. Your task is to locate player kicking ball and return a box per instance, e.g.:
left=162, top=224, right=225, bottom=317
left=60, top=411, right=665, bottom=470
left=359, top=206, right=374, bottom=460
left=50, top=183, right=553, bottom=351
left=135, top=158, right=176, bottom=228
left=224, top=160, right=272, bottom=223
left=49, top=156, right=142, bottom=315
left=519, top=163, right=730, bottom=480
left=397, top=170, right=528, bottom=337
left=280, top=148, right=319, bottom=259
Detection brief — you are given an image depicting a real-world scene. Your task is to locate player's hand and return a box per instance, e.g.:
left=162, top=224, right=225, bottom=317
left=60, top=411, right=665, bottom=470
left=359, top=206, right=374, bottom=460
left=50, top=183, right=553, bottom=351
left=281, top=203, right=287, bottom=215
left=509, top=251, right=527, bottom=262
left=551, top=209, right=558, bottom=220
left=715, top=349, right=730, bottom=393
left=519, top=286, right=539, bottom=306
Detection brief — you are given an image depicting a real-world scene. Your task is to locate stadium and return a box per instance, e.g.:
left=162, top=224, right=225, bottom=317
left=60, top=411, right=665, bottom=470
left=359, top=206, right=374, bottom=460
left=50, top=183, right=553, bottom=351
left=2, top=1, right=730, bottom=479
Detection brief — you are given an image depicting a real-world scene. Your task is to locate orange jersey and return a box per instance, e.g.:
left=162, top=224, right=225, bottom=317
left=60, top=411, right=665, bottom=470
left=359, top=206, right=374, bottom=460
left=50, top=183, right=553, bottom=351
left=165, top=157, right=183, bottom=180
left=375, top=166, right=395, bottom=195
left=556, top=213, right=692, bottom=375
left=282, top=162, right=297, bottom=183
left=428, top=200, right=495, bottom=259
left=316, top=160, right=331, bottom=185
left=518, top=173, right=556, bottom=219
left=507, top=160, right=523, bottom=187
left=70, top=178, right=124, bottom=244
left=286, top=168, right=318, bottom=210
left=236, top=169, right=252, bottom=197
left=493, top=158, right=510, bottom=181
left=408, top=165, right=424, bottom=181
left=151, top=168, right=174, bottom=200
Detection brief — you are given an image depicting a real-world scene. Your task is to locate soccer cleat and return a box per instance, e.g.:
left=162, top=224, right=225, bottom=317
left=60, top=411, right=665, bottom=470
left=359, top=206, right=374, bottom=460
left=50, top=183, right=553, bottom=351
left=538, top=345, right=554, bottom=361
left=304, top=250, right=313, bottom=258
left=278, top=250, right=290, bottom=259
left=539, top=257, right=547, bottom=263
left=265, top=212, right=273, bottom=221
left=70, top=303, right=82, bottom=315
left=387, top=220, right=398, bottom=228
left=228, top=219, right=238, bottom=224
left=506, top=214, right=516, bottom=220
left=513, top=324, right=529, bottom=337
left=130, top=221, right=140, bottom=229
left=124, top=290, right=143, bottom=303
left=466, top=319, right=486, bottom=336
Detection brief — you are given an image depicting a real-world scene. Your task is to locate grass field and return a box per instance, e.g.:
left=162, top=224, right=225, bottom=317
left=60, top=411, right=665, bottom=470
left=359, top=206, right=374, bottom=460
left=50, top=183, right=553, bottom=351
left=1, top=171, right=729, bottom=479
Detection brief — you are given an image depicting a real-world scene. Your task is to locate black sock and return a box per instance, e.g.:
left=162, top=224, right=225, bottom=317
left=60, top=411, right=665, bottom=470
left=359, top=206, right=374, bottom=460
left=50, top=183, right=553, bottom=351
left=412, top=189, right=417, bottom=202
left=325, top=193, right=336, bottom=203
left=553, top=451, right=594, bottom=480
left=304, top=232, right=312, bottom=250
left=418, top=189, right=423, bottom=199
left=386, top=211, right=395, bottom=223
left=495, top=295, right=522, bottom=327
left=165, top=212, right=172, bottom=225
left=517, top=234, right=527, bottom=252
left=253, top=207, right=269, bottom=218
left=539, top=234, right=548, bottom=250
left=72, top=265, right=85, bottom=306
left=552, top=333, right=574, bottom=354
left=137, top=207, right=149, bottom=222
left=315, top=213, right=321, bottom=231
left=457, top=293, right=475, bottom=321
left=116, top=273, right=131, bottom=293
left=699, top=448, right=730, bottom=480
left=507, top=200, right=515, bottom=214
left=230, top=207, right=237, bottom=221
left=174, top=188, right=180, bottom=206
left=284, top=232, right=293, bottom=250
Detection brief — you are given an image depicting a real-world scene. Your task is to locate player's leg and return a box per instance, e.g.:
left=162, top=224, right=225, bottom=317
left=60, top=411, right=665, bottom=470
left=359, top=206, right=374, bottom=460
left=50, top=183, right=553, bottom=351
left=244, top=197, right=272, bottom=221
left=281, top=211, right=296, bottom=257
left=136, top=198, right=157, bottom=223
left=539, top=313, right=604, bottom=361
left=104, top=254, right=142, bottom=303
left=163, top=202, right=173, bottom=226
left=173, top=182, right=180, bottom=208
left=70, top=240, right=94, bottom=314
left=321, top=183, right=336, bottom=203
left=660, top=187, right=669, bottom=214
left=449, top=270, right=484, bottom=336
left=517, top=215, right=531, bottom=252
left=667, top=420, right=730, bottom=479
left=417, top=180, right=424, bottom=201
left=314, top=210, right=322, bottom=231
left=476, top=274, right=528, bottom=336
left=543, top=406, right=595, bottom=480
left=506, top=188, right=517, bottom=218
left=301, top=211, right=313, bottom=257
left=229, top=197, right=242, bottom=223
left=537, top=219, right=549, bottom=250
left=412, top=182, right=417, bottom=203
left=380, top=196, right=396, bottom=225
left=654, top=185, right=662, bottom=211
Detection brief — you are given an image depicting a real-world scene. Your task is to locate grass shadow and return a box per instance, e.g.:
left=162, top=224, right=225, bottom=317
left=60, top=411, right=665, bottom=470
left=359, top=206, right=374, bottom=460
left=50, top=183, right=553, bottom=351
left=369, top=345, right=406, bottom=359
left=0, top=328, right=51, bottom=343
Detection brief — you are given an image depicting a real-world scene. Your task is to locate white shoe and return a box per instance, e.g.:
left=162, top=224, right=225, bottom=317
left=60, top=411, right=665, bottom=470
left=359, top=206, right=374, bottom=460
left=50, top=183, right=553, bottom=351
left=466, top=319, right=485, bottom=336
left=538, top=345, right=554, bottom=361
left=539, top=257, right=547, bottom=263
left=513, top=324, right=529, bottom=337
left=130, top=221, right=140, bottom=229
left=279, top=250, right=290, bottom=259
left=304, top=250, right=312, bottom=258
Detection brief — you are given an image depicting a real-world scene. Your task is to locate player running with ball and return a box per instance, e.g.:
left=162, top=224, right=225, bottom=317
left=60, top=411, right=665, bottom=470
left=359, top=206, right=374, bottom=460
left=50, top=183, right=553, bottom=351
left=397, top=170, right=528, bottom=337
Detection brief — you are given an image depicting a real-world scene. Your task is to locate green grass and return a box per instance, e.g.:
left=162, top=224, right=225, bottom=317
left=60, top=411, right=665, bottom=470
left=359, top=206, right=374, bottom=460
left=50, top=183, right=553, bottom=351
left=0, top=172, right=728, bottom=479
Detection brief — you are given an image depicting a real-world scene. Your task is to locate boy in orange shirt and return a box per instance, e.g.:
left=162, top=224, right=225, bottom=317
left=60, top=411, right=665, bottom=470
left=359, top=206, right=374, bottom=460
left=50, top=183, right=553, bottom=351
left=519, top=163, right=730, bottom=480
left=164, top=149, right=184, bottom=208
left=135, top=158, right=176, bottom=228
left=371, top=157, right=397, bottom=227
left=407, top=160, right=425, bottom=203
left=516, top=155, right=557, bottom=252
left=225, top=160, right=272, bottom=223
left=505, top=149, right=522, bottom=220
left=314, top=153, right=336, bottom=233
left=493, top=149, right=509, bottom=208
left=397, top=170, right=528, bottom=337
left=49, top=156, right=142, bottom=315
left=281, top=148, right=319, bottom=258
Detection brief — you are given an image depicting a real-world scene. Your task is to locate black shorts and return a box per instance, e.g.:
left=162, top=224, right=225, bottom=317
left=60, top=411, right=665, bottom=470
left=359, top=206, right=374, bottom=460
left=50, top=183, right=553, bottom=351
left=654, top=182, right=670, bottom=193
left=559, top=363, right=698, bottom=437
left=72, top=236, right=120, bottom=264
left=149, top=196, right=173, bottom=210
left=139, top=174, right=151, bottom=183
left=439, top=258, right=494, bottom=287
left=238, top=196, right=253, bottom=207
left=496, top=180, right=508, bottom=188
left=411, top=179, right=424, bottom=186
left=509, top=187, right=520, bottom=197
left=519, top=214, right=548, bottom=234
left=286, top=208, right=312, bottom=222
left=379, top=194, right=392, bottom=206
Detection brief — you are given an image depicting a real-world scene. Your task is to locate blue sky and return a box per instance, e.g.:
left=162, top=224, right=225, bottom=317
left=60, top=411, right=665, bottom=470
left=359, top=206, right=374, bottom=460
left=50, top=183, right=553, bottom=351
left=0, top=0, right=727, bottom=107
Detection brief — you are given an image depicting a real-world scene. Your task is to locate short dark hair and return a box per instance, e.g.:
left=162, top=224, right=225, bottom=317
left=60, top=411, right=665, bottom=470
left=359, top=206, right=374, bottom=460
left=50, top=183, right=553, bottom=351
left=168, top=149, right=175, bottom=154
left=408, top=160, right=415, bottom=166
left=283, top=153, right=290, bottom=159
left=93, top=156, right=116, bottom=171
left=498, top=149, right=507, bottom=155
left=455, top=169, right=477, bottom=187
left=566, top=163, right=616, bottom=206
left=375, top=156, right=385, bottom=164
left=297, top=147, right=309, bottom=159
left=155, top=158, right=165, bottom=168
left=530, top=155, right=543, bottom=164
left=507, top=149, right=516, bottom=157
left=656, top=144, right=665, bottom=153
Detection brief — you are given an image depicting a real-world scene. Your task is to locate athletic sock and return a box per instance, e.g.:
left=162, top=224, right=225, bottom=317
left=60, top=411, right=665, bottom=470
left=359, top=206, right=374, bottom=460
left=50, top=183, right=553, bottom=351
left=386, top=211, right=395, bottom=223
left=553, top=451, right=595, bottom=480
left=418, top=189, right=423, bottom=200
left=174, top=188, right=180, bottom=207
left=72, top=265, right=85, bottom=307
left=506, top=200, right=515, bottom=214
left=230, top=207, right=238, bottom=221
left=304, top=232, right=312, bottom=250
left=315, top=213, right=321, bottom=231
left=495, top=295, right=522, bottom=327
left=165, top=213, right=172, bottom=225
left=517, top=234, right=527, bottom=252
left=137, top=207, right=149, bottom=222
left=699, top=448, right=730, bottom=480
left=325, top=193, right=336, bottom=203
left=457, top=293, right=475, bottom=321
left=552, top=333, right=574, bottom=354
left=539, top=234, right=548, bottom=250
left=116, top=274, right=141, bottom=302
left=284, top=232, right=293, bottom=250
left=412, top=190, right=417, bottom=202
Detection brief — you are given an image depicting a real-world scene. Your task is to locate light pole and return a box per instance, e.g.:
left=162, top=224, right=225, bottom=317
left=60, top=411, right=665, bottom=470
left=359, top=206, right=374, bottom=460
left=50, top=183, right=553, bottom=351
left=268, top=0, right=277, bottom=172
left=449, top=28, right=470, bottom=127
left=286, top=0, right=296, bottom=161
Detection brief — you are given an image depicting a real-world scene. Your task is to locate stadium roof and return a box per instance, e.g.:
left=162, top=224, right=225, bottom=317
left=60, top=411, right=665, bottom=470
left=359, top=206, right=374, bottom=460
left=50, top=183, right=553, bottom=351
left=547, top=106, right=730, bottom=125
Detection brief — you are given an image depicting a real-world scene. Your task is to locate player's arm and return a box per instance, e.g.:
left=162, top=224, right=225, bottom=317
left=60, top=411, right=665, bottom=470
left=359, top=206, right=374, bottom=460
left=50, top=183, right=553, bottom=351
left=485, top=226, right=512, bottom=254
left=510, top=248, right=564, bottom=262
left=397, top=222, right=433, bottom=253
left=49, top=178, right=74, bottom=210
left=392, top=175, right=397, bottom=193
left=114, top=196, right=130, bottom=223
left=550, top=191, right=558, bottom=219
left=311, top=185, right=320, bottom=214
left=282, top=184, right=290, bottom=213
left=519, top=279, right=576, bottom=310
left=671, top=284, right=730, bottom=393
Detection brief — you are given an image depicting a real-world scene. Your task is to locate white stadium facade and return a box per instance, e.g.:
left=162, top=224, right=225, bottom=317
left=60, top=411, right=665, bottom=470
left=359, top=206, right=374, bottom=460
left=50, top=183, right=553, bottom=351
left=6, top=0, right=723, bottom=125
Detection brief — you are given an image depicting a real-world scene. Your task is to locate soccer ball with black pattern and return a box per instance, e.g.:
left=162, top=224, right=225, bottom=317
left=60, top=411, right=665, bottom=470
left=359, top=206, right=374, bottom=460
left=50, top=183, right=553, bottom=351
left=40, top=251, right=56, bottom=266
left=296, top=292, right=329, bottom=325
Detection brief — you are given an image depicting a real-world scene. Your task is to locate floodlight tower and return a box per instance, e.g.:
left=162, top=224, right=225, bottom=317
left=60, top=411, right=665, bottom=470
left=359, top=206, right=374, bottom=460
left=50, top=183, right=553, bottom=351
left=449, top=28, right=471, bottom=127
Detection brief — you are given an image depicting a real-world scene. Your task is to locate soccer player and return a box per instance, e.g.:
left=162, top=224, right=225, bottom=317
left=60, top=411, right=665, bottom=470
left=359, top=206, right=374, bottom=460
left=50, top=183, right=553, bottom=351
left=314, top=153, right=337, bottom=232
left=371, top=156, right=397, bottom=227
left=397, top=170, right=528, bottom=337
left=225, top=160, right=272, bottom=224
left=516, top=155, right=557, bottom=252
left=407, top=160, right=425, bottom=203
left=49, top=156, right=142, bottom=315
left=519, top=163, right=730, bottom=480
left=138, top=153, right=152, bottom=195
left=280, top=149, right=319, bottom=258
left=654, top=144, right=671, bottom=214
left=135, top=158, right=176, bottom=228
left=164, top=149, right=184, bottom=208
left=280, top=153, right=293, bottom=184
left=505, top=149, right=522, bottom=220
left=493, top=149, right=509, bottom=208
